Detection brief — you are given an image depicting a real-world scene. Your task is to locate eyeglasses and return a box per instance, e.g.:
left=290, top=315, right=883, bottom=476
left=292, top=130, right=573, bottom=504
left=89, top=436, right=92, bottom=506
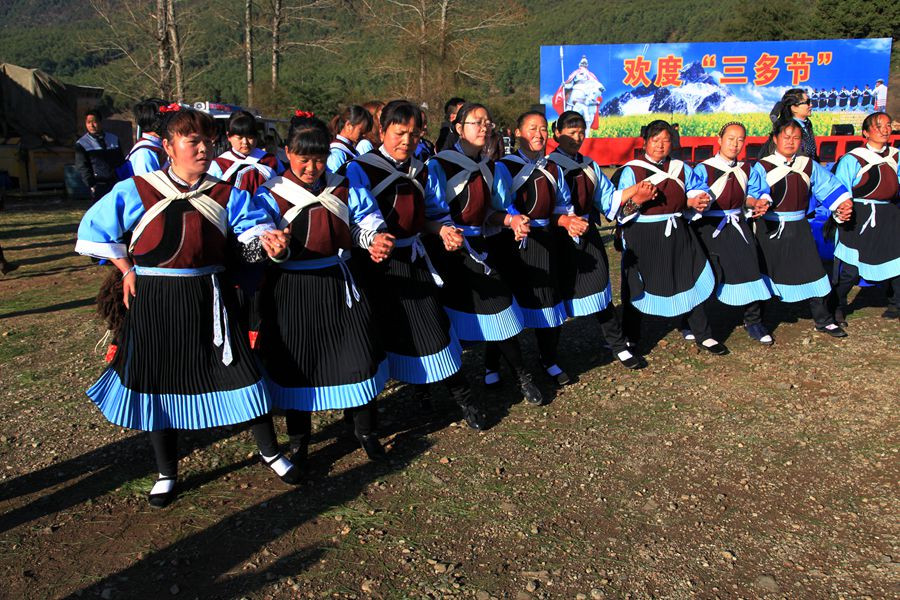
left=463, top=120, right=494, bottom=130
left=796, top=100, right=811, bottom=105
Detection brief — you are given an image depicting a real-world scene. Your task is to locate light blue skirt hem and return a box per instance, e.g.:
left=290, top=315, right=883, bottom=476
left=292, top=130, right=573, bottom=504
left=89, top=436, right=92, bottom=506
left=631, top=262, right=715, bottom=317
left=86, top=369, right=271, bottom=431
left=763, top=274, right=831, bottom=303
left=715, top=278, right=772, bottom=306
left=833, top=241, right=900, bottom=282
left=445, top=304, right=524, bottom=342
left=387, top=335, right=462, bottom=384
left=564, top=283, right=613, bottom=318
left=519, top=302, right=567, bottom=329
left=266, top=360, right=388, bottom=412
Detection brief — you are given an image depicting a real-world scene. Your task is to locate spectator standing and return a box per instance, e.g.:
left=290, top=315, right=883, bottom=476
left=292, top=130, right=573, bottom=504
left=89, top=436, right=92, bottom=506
left=75, top=109, right=124, bottom=200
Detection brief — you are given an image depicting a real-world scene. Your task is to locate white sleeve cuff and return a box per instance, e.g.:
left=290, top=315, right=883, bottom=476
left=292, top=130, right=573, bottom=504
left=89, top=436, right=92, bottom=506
left=686, top=189, right=707, bottom=199
left=606, top=190, right=623, bottom=220
left=358, top=212, right=386, bottom=231
left=828, top=191, right=852, bottom=213
left=237, top=223, right=275, bottom=244
left=75, top=239, right=128, bottom=259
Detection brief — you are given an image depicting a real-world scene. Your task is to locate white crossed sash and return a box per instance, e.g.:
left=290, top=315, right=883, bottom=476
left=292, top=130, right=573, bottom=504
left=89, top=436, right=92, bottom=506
left=130, top=171, right=227, bottom=252
left=848, top=146, right=899, bottom=183
left=503, top=153, right=558, bottom=194
left=130, top=171, right=235, bottom=365
left=548, top=151, right=598, bottom=189
left=625, top=158, right=686, bottom=191
left=703, top=156, right=748, bottom=200
left=761, top=155, right=811, bottom=190
left=354, top=152, right=425, bottom=198
left=219, top=150, right=262, bottom=182
left=261, top=172, right=349, bottom=229
left=330, top=140, right=358, bottom=160
left=434, top=149, right=494, bottom=201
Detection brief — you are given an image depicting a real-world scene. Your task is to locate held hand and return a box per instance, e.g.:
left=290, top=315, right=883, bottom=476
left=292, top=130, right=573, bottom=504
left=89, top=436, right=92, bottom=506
left=746, top=197, right=769, bottom=219
left=561, top=215, right=589, bottom=238
left=122, top=270, right=136, bottom=309
left=262, top=227, right=291, bottom=259
left=369, top=232, right=396, bottom=263
left=440, top=225, right=464, bottom=251
left=510, top=214, right=531, bottom=242
left=630, top=181, right=658, bottom=205
left=835, top=199, right=853, bottom=222
left=687, top=192, right=710, bottom=212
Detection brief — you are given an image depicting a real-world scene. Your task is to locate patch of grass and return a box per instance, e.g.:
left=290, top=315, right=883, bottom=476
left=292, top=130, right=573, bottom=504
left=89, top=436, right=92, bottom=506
left=0, top=325, right=39, bottom=361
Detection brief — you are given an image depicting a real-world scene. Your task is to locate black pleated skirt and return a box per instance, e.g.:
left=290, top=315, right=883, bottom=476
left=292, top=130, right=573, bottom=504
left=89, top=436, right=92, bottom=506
left=486, top=227, right=566, bottom=328
left=834, top=200, right=900, bottom=282
left=621, top=218, right=714, bottom=317
left=555, top=222, right=613, bottom=317
left=692, top=216, right=771, bottom=306
left=423, top=233, right=523, bottom=342
left=353, top=244, right=461, bottom=384
left=755, top=217, right=831, bottom=302
left=257, top=259, right=387, bottom=411
left=87, top=273, right=270, bottom=431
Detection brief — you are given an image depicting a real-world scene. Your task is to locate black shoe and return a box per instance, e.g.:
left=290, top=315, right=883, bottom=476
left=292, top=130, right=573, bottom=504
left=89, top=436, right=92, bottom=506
left=543, top=363, right=571, bottom=386
left=412, top=387, right=433, bottom=414
left=697, top=339, right=729, bottom=355
left=815, top=323, right=848, bottom=338
left=882, top=307, right=900, bottom=320
left=517, top=372, right=544, bottom=406
left=834, top=307, right=849, bottom=327
left=449, top=386, right=487, bottom=430
left=614, top=349, right=644, bottom=370
left=147, top=476, right=177, bottom=508
left=356, top=433, right=387, bottom=462
left=261, top=453, right=302, bottom=485
left=484, top=369, right=502, bottom=390
left=0, top=261, right=18, bottom=276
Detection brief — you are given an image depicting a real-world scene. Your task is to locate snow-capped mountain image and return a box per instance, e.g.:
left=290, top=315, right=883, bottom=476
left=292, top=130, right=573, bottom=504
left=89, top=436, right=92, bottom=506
left=600, top=61, right=762, bottom=116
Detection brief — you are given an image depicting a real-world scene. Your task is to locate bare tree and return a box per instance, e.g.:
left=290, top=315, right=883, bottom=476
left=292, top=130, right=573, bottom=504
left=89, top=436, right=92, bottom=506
left=86, top=0, right=173, bottom=99
left=165, top=0, right=185, bottom=101
left=245, top=0, right=255, bottom=106
left=358, top=0, right=525, bottom=105
left=262, top=0, right=345, bottom=90
left=156, top=0, right=170, bottom=98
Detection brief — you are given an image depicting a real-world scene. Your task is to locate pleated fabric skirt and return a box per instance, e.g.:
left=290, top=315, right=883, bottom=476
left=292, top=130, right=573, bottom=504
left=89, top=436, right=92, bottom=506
left=257, top=260, right=387, bottom=412
left=834, top=200, right=900, bottom=282
left=353, top=245, right=462, bottom=385
left=486, top=227, right=566, bottom=328
left=692, top=217, right=771, bottom=306
left=87, top=273, right=270, bottom=431
left=423, top=233, right=524, bottom=342
left=621, top=218, right=715, bottom=317
left=555, top=222, right=613, bottom=318
left=755, top=218, right=831, bottom=302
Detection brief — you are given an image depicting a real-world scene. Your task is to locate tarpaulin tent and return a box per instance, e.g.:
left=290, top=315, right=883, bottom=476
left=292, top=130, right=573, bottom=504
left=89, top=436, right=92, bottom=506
left=0, top=63, right=103, bottom=149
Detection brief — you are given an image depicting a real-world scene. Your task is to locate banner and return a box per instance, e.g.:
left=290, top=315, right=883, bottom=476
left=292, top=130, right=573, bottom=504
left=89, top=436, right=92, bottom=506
left=540, top=39, right=892, bottom=139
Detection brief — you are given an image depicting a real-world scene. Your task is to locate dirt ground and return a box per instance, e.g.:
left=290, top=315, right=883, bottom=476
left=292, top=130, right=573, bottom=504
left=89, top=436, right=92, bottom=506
left=0, top=201, right=897, bottom=600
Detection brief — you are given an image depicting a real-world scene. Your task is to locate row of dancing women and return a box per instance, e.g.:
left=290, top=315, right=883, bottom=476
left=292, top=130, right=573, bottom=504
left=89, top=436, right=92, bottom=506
left=76, top=100, right=899, bottom=507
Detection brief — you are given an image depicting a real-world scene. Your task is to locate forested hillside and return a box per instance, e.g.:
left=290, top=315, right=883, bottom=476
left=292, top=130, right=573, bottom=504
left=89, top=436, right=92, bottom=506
left=0, top=0, right=897, bottom=125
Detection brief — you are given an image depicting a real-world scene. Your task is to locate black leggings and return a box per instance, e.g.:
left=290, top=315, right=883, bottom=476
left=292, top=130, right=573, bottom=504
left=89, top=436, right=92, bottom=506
left=284, top=401, right=378, bottom=440
left=148, top=415, right=280, bottom=477
left=483, top=336, right=526, bottom=374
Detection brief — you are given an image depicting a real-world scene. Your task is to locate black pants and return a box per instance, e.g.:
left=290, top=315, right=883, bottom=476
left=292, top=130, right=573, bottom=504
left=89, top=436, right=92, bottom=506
left=623, top=299, right=713, bottom=343
left=148, top=415, right=280, bottom=477
left=743, top=301, right=763, bottom=326
left=484, top=336, right=527, bottom=375
left=284, top=401, right=377, bottom=442
left=595, top=306, right=630, bottom=353
left=834, top=261, right=900, bottom=310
